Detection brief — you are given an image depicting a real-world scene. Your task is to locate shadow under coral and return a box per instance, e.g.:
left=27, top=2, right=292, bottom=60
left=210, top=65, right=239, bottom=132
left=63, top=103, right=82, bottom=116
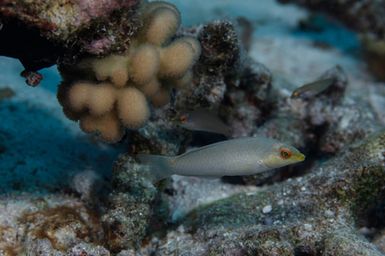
left=0, top=90, right=122, bottom=194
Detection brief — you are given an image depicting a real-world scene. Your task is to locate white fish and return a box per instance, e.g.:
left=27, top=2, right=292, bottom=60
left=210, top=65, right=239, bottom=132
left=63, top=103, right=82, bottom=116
left=138, top=136, right=305, bottom=181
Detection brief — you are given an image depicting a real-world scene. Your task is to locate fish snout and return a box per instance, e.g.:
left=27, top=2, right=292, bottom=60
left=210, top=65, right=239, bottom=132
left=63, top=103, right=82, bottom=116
left=293, top=152, right=305, bottom=162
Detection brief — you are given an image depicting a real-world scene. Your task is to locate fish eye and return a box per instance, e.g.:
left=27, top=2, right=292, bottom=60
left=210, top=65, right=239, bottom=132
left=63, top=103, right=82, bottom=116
left=279, top=147, right=292, bottom=159
left=291, top=91, right=300, bottom=98
left=180, top=114, right=188, bottom=123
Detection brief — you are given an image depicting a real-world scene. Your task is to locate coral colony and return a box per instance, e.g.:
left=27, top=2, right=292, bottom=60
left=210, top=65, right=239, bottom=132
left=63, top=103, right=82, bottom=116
left=58, top=2, right=200, bottom=142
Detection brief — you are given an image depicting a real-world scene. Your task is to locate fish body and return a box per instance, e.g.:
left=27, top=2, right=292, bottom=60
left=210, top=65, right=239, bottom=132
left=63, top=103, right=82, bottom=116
left=138, top=136, right=305, bottom=181
left=291, top=78, right=334, bottom=99
left=178, top=109, right=231, bottom=137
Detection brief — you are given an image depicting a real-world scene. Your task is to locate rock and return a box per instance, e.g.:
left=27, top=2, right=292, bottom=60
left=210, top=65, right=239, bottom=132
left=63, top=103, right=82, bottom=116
left=101, top=155, right=160, bottom=252
left=0, top=0, right=141, bottom=82
left=0, top=194, right=105, bottom=255
left=278, top=0, right=385, bottom=40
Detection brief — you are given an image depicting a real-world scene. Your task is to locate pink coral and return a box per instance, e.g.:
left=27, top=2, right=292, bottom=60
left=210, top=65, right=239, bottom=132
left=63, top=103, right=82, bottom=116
left=75, top=0, right=138, bottom=23
left=84, top=37, right=114, bottom=55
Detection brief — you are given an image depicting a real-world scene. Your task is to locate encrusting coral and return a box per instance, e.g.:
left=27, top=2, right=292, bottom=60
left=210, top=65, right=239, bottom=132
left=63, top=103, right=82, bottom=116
left=57, top=1, right=201, bottom=143
left=0, top=0, right=141, bottom=84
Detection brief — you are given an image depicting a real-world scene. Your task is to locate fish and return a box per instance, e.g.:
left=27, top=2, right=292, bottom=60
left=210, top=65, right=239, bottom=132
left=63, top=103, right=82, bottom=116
left=138, top=136, right=305, bottom=181
left=177, top=108, right=232, bottom=137
left=237, top=16, right=254, bottom=52
left=291, top=78, right=335, bottom=99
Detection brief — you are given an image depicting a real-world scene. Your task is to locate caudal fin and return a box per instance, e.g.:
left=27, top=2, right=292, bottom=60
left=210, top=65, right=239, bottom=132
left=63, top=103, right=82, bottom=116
left=137, top=154, right=174, bottom=182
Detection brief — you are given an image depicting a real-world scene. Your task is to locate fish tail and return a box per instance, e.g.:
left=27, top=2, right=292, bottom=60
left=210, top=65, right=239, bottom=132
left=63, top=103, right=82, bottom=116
left=137, top=154, right=174, bottom=182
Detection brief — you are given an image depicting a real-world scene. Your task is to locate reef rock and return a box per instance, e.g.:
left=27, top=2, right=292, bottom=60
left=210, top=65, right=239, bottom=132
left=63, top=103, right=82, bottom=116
left=0, top=0, right=141, bottom=77
left=138, top=131, right=385, bottom=255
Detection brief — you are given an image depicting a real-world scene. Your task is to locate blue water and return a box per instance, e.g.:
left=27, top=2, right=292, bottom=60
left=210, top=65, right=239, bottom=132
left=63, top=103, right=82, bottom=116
left=0, top=59, right=124, bottom=193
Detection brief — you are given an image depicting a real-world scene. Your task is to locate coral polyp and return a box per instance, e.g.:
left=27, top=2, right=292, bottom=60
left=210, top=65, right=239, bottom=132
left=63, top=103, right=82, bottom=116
left=57, top=1, right=201, bottom=142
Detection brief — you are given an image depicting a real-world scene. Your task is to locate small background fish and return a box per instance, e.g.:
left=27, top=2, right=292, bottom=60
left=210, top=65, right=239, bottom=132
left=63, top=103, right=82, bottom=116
left=177, top=108, right=232, bottom=137
left=291, top=77, right=335, bottom=99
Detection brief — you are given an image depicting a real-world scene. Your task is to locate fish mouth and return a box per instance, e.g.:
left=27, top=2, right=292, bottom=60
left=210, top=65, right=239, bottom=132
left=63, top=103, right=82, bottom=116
left=293, top=152, right=306, bottom=162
